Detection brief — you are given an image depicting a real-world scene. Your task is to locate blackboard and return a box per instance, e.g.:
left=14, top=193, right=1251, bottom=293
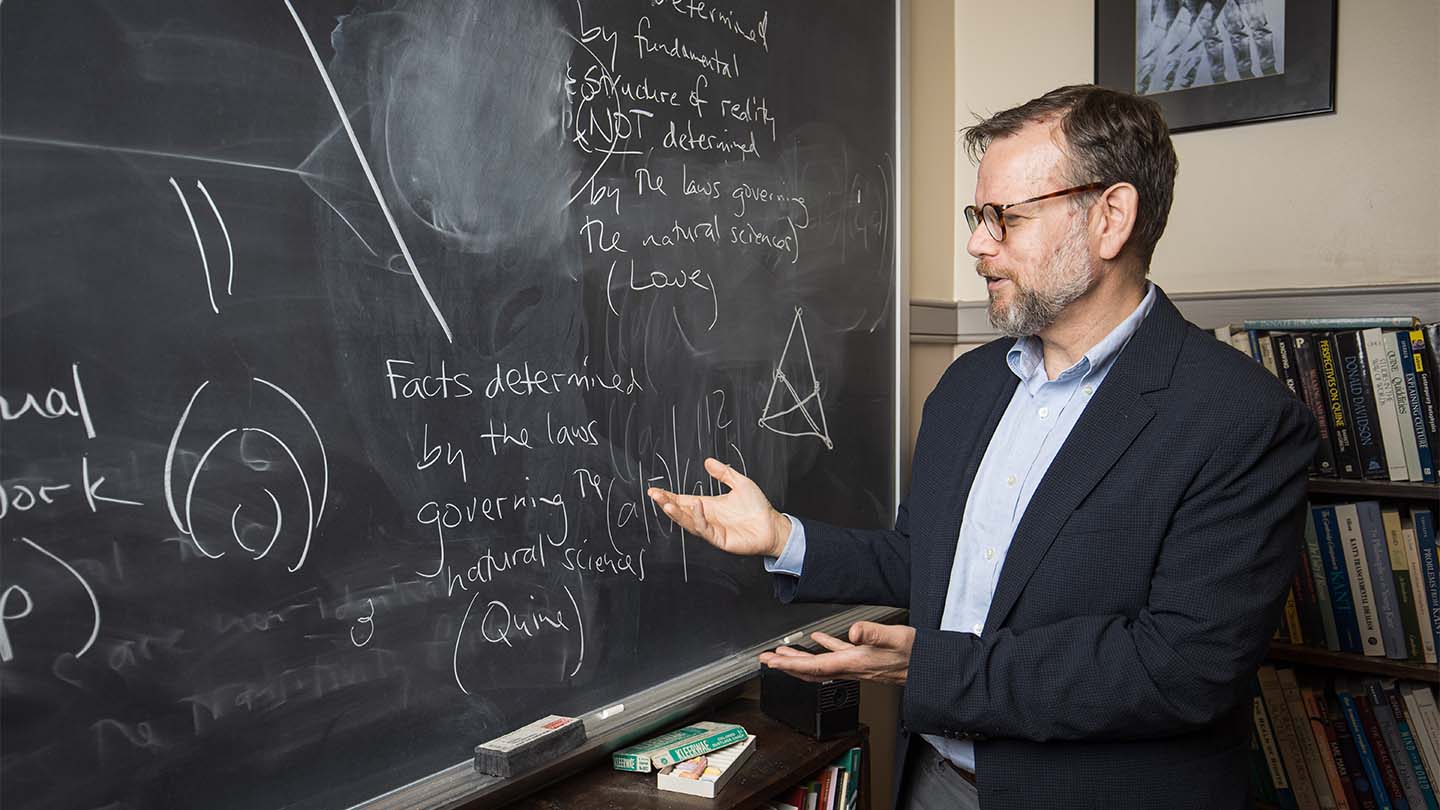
left=0, top=1, right=898, bottom=808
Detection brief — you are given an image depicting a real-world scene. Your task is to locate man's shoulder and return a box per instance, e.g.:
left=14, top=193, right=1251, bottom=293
left=1167, top=320, right=1303, bottom=416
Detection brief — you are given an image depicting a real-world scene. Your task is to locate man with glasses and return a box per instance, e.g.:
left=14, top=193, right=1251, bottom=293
left=648, top=85, right=1316, bottom=810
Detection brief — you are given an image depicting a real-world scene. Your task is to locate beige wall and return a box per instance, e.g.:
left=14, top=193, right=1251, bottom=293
left=952, top=0, right=1440, bottom=300
left=909, top=0, right=959, bottom=303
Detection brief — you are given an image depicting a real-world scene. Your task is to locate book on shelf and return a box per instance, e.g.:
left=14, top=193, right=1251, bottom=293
left=1242, top=318, right=1422, bottom=332
left=1336, top=330, right=1389, bottom=480
left=1364, top=328, right=1413, bottom=482
left=1397, top=331, right=1436, bottom=483
left=1409, top=330, right=1440, bottom=485
left=1319, top=333, right=1365, bottom=480
left=1357, top=501, right=1410, bottom=660
left=1284, top=503, right=1440, bottom=666
left=1211, top=320, right=1440, bottom=483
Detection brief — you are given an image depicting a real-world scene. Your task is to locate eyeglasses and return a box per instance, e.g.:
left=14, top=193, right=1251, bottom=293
left=963, top=183, right=1108, bottom=243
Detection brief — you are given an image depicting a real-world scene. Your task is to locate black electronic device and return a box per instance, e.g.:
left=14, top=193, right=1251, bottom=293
left=760, top=664, right=861, bottom=739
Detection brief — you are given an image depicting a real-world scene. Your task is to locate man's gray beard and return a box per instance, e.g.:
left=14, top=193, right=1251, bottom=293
left=987, top=230, right=1094, bottom=338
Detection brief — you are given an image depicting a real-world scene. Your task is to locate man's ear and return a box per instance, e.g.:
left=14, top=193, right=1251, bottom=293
left=1092, top=182, right=1139, bottom=261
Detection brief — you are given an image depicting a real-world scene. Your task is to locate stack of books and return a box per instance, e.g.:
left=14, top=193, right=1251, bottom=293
left=1213, top=318, right=1439, bottom=482
left=1251, top=665, right=1440, bottom=810
left=764, top=747, right=862, bottom=810
left=1281, top=502, right=1439, bottom=664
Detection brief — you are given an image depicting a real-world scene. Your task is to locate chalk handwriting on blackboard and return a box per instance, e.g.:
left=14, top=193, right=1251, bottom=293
left=163, top=378, right=329, bottom=572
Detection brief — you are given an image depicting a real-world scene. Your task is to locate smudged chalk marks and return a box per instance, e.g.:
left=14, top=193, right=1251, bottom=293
left=281, top=0, right=455, bottom=343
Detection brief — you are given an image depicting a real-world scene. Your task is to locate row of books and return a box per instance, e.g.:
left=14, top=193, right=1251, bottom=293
left=1280, top=502, right=1439, bottom=664
left=1250, top=666, right=1440, bottom=810
left=1214, top=318, right=1439, bottom=482
left=764, top=747, right=862, bottom=810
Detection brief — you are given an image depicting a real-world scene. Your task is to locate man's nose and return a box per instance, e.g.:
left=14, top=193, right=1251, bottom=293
left=967, top=220, right=999, bottom=259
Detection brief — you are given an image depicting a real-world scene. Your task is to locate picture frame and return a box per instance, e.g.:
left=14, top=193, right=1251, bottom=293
left=1095, top=0, right=1337, bottom=133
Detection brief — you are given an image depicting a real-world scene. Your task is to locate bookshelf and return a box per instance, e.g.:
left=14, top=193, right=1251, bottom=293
left=1267, top=642, right=1439, bottom=685
left=1278, top=476, right=1439, bottom=678
left=1305, top=478, right=1440, bottom=501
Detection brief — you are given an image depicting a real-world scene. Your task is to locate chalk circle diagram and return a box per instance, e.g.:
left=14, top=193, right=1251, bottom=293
left=759, top=308, right=834, bottom=450
left=163, top=377, right=329, bottom=573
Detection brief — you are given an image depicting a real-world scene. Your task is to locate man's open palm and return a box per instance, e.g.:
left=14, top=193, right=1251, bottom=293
left=646, top=457, right=791, bottom=558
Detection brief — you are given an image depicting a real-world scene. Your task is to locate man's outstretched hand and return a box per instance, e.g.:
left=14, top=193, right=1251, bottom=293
left=759, top=621, right=914, bottom=686
left=646, top=457, right=792, bottom=558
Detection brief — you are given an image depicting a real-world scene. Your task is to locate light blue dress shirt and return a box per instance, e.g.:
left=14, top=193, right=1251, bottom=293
left=765, top=283, right=1157, bottom=773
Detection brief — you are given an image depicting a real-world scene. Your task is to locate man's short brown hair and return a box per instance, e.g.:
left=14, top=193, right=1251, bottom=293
left=962, top=84, right=1178, bottom=268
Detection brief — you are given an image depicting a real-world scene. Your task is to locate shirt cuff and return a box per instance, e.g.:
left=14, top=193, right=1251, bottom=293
left=763, top=514, right=806, bottom=577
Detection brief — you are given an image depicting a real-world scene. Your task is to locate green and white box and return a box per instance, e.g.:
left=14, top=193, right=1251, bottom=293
left=611, top=721, right=748, bottom=773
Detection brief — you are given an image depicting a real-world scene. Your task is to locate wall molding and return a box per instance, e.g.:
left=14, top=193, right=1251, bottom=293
left=910, top=282, right=1440, bottom=344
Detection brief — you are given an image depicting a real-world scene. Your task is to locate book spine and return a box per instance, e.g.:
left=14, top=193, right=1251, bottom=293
left=1408, top=330, right=1440, bottom=485
left=1367, top=680, right=1428, bottom=809
left=1307, top=508, right=1342, bottom=651
left=1320, top=333, right=1364, bottom=479
left=1356, top=501, right=1409, bottom=659
left=1337, top=503, right=1387, bottom=656
left=1245, top=318, right=1420, bottom=331
left=1402, top=685, right=1440, bottom=786
left=1257, top=695, right=1300, bottom=807
left=1264, top=666, right=1324, bottom=810
left=1382, top=507, right=1425, bottom=660
left=1401, top=519, right=1439, bottom=665
left=1331, top=690, right=1381, bottom=810
left=1426, top=324, right=1440, bottom=420
left=1356, top=691, right=1412, bottom=809
left=1397, top=331, right=1436, bottom=483
left=1337, top=330, right=1390, bottom=479
left=1414, top=511, right=1440, bottom=656
left=1260, top=332, right=1280, bottom=375
left=1295, top=537, right=1326, bottom=646
left=1282, top=669, right=1340, bottom=809
left=1342, top=690, right=1397, bottom=810
left=1297, top=334, right=1342, bottom=477
left=1363, top=328, right=1411, bottom=481
left=1315, top=506, right=1365, bottom=653
left=1305, top=686, right=1355, bottom=810
left=1383, top=333, right=1425, bottom=481
left=1384, top=687, right=1440, bottom=810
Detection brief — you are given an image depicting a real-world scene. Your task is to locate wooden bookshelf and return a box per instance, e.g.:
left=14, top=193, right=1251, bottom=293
left=1305, top=477, right=1440, bottom=500
left=1267, top=642, right=1439, bottom=684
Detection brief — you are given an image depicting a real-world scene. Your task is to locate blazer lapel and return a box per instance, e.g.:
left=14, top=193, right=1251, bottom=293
left=915, top=352, right=1018, bottom=630
left=982, top=288, right=1187, bottom=634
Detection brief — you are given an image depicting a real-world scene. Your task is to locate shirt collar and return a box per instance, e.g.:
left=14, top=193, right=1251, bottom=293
left=1006, top=282, right=1157, bottom=389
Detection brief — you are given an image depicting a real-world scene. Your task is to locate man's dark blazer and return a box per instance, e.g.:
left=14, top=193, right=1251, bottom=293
left=779, top=287, right=1318, bottom=810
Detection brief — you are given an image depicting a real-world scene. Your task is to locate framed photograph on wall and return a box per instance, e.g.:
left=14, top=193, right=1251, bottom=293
left=1095, top=0, right=1337, bottom=133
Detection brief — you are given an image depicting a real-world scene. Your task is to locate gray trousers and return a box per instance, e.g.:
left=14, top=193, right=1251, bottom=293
left=896, top=739, right=981, bottom=810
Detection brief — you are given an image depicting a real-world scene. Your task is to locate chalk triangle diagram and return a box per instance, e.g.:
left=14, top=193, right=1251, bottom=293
left=759, top=308, right=834, bottom=450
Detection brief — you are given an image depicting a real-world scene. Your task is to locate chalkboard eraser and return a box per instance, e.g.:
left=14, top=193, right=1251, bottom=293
left=474, top=715, right=587, bottom=778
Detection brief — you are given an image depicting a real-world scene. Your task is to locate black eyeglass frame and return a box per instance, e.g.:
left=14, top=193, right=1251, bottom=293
left=963, top=182, right=1109, bottom=243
